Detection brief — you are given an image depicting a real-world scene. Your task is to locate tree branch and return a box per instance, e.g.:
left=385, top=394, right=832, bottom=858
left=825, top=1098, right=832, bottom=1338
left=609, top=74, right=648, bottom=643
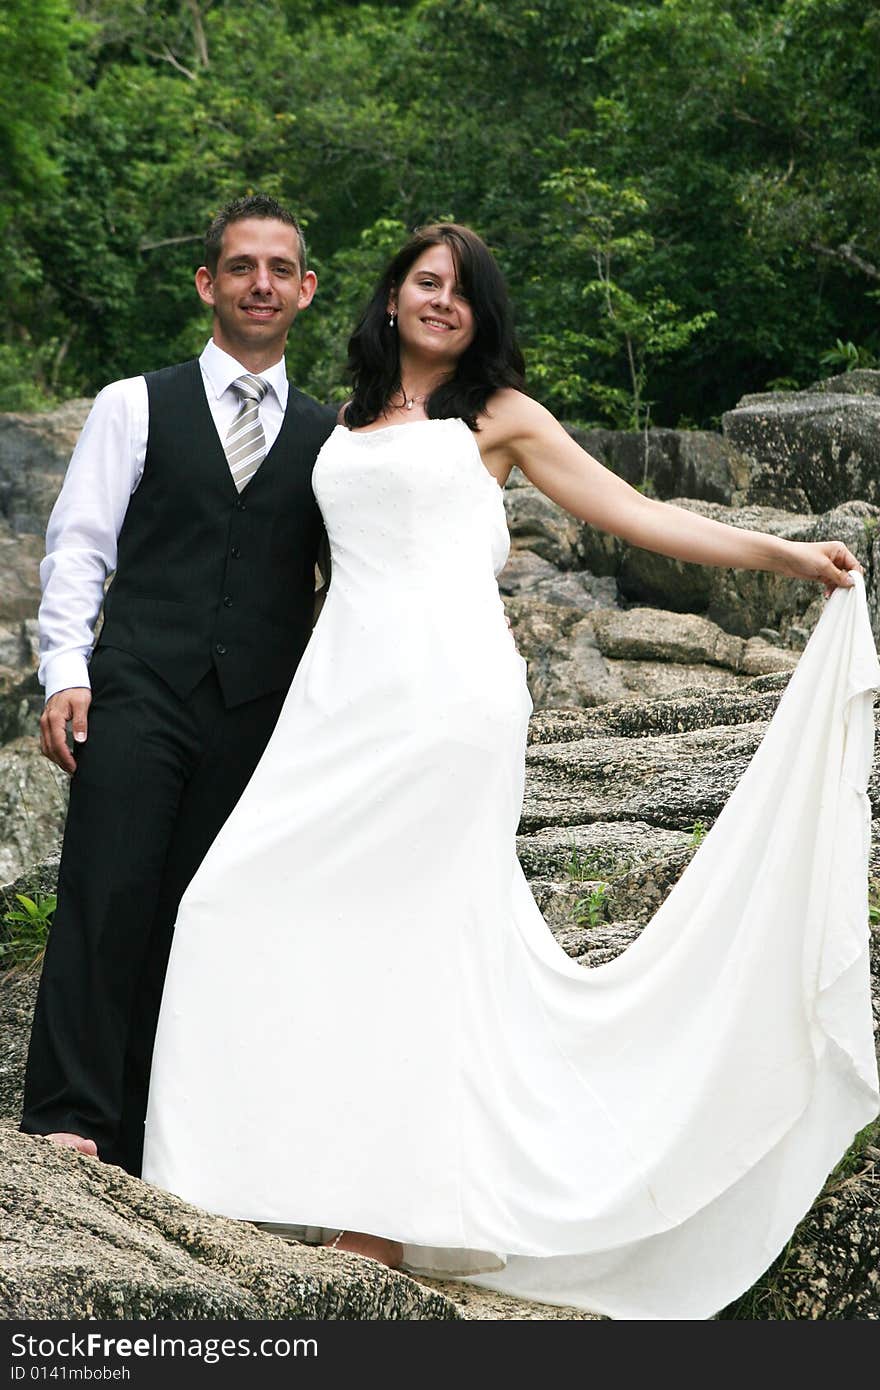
left=185, top=0, right=210, bottom=69
left=49, top=324, right=78, bottom=392
left=810, top=241, right=880, bottom=282
left=138, top=233, right=204, bottom=253
left=143, top=45, right=198, bottom=81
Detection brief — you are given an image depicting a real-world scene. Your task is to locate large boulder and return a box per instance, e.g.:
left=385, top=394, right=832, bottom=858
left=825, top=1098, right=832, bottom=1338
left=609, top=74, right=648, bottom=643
left=723, top=386, right=880, bottom=512
left=502, top=469, right=592, bottom=570
left=522, top=684, right=880, bottom=835
left=569, top=426, right=752, bottom=506
left=0, top=737, right=67, bottom=884
left=0, top=668, right=41, bottom=747
left=525, top=675, right=791, bottom=742
left=0, top=399, right=89, bottom=535
left=522, top=718, right=767, bottom=832
left=506, top=468, right=879, bottom=646
left=0, top=523, right=42, bottom=626
left=579, top=498, right=878, bottom=643
left=588, top=606, right=797, bottom=676
left=809, top=369, right=880, bottom=398
left=3, top=797, right=877, bottom=1320
left=497, top=548, right=619, bottom=613
left=505, top=595, right=798, bottom=710
left=503, top=597, right=627, bottom=708
left=0, top=1125, right=459, bottom=1319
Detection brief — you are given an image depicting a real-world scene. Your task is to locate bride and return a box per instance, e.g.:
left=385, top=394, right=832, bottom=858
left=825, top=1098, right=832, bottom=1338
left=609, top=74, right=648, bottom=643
left=142, top=223, right=878, bottom=1320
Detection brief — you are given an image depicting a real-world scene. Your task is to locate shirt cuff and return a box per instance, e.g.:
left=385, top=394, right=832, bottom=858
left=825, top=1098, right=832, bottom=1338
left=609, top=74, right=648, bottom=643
left=42, top=652, right=93, bottom=704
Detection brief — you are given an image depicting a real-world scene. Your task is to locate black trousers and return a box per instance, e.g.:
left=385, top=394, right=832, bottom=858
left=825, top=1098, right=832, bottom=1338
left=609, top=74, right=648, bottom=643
left=19, top=645, right=287, bottom=1175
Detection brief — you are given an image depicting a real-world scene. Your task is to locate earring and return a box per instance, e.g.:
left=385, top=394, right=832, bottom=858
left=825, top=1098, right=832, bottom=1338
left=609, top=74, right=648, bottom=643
left=388, top=311, right=396, bottom=329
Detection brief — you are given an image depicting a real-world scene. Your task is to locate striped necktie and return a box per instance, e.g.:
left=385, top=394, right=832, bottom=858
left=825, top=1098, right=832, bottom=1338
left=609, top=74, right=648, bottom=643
left=225, top=374, right=269, bottom=492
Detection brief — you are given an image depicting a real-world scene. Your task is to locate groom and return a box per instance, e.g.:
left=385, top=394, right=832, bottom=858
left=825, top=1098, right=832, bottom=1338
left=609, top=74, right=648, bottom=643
left=19, top=194, right=336, bottom=1176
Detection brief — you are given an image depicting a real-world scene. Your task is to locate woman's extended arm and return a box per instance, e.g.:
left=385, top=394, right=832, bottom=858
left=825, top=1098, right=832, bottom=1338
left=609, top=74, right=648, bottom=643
left=482, top=392, right=860, bottom=595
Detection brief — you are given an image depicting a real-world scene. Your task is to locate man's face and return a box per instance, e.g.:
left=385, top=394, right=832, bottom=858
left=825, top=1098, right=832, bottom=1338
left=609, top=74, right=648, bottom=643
left=195, top=218, right=317, bottom=362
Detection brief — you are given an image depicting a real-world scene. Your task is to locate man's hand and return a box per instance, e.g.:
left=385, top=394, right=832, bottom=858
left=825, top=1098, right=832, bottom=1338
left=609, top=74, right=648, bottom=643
left=40, top=687, right=92, bottom=775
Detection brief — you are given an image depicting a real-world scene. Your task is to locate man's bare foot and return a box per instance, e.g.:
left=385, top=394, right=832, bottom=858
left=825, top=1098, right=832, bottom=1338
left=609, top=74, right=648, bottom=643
left=45, top=1132, right=98, bottom=1157
left=322, top=1230, right=404, bottom=1267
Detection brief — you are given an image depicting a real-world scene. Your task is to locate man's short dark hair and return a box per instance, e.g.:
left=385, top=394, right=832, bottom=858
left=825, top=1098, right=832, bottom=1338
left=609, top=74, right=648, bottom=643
left=204, top=194, right=307, bottom=276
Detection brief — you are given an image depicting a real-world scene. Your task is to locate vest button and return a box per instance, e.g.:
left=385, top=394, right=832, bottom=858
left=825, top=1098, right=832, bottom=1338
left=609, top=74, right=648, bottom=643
left=223, top=595, right=233, bottom=607
left=230, top=546, right=241, bottom=558
left=215, top=643, right=227, bottom=655
left=236, top=499, right=246, bottom=511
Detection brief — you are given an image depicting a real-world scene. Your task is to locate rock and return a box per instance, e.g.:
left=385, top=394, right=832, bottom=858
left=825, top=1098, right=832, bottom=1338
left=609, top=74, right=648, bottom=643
left=562, top=918, right=645, bottom=966
left=723, top=389, right=880, bottom=512
left=526, top=673, right=790, bottom=743
left=704, top=501, right=876, bottom=641
left=517, top=820, right=692, bottom=881
left=407, top=1272, right=602, bottom=1319
left=740, top=637, right=799, bottom=676
left=0, top=620, right=35, bottom=670
left=569, top=426, right=752, bottom=505
left=0, top=1126, right=460, bottom=1319
left=590, top=607, right=746, bottom=667
left=720, top=1138, right=880, bottom=1319
left=590, top=609, right=796, bottom=678
left=582, top=498, right=878, bottom=643
left=808, top=369, right=880, bottom=398
left=503, top=597, right=627, bottom=708
left=2, top=803, right=877, bottom=1319
left=0, top=668, right=42, bottom=747
left=522, top=721, right=767, bottom=832
left=520, top=821, right=698, bottom=930
left=0, top=524, right=43, bottom=625
left=603, top=659, right=756, bottom=699
left=0, top=399, right=89, bottom=535
left=524, top=703, right=880, bottom=835
left=506, top=598, right=798, bottom=711
left=497, top=549, right=620, bottom=613
left=0, top=969, right=37, bottom=1125
left=0, top=738, right=67, bottom=884
left=502, top=470, right=591, bottom=569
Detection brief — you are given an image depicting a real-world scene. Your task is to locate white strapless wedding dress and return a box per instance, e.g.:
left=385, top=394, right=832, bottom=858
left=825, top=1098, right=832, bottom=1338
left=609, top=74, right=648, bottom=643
left=142, top=418, right=880, bottom=1320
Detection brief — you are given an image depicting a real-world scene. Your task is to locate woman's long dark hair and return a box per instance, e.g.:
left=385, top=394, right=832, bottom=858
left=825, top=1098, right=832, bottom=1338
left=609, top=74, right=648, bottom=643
left=344, top=223, right=526, bottom=430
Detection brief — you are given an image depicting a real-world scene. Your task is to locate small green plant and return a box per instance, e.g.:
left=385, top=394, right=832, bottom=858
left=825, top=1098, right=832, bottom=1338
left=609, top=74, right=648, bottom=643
left=689, top=820, right=708, bottom=848
left=827, top=1118, right=880, bottom=1184
left=863, top=516, right=879, bottom=544
left=566, top=842, right=623, bottom=882
left=869, top=880, right=880, bottom=926
left=819, top=338, right=879, bottom=372
left=566, top=844, right=593, bottom=881
left=717, top=1235, right=800, bottom=1319
left=574, top=883, right=609, bottom=928
left=0, top=892, right=56, bottom=969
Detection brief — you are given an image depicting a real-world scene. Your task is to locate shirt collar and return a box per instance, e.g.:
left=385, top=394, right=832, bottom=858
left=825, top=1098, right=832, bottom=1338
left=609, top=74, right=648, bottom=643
left=200, top=339, right=289, bottom=410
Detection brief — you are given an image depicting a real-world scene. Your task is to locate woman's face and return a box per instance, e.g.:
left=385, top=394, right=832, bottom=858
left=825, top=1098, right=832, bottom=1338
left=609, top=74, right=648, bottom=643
left=390, top=244, right=476, bottom=366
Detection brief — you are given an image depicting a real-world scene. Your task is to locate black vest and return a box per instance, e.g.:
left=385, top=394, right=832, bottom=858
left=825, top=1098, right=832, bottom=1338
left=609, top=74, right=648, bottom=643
left=96, top=358, right=336, bottom=707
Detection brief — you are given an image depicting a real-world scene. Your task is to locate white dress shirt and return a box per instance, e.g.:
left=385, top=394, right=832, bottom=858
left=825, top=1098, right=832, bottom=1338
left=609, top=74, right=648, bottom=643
left=38, top=340, right=290, bottom=701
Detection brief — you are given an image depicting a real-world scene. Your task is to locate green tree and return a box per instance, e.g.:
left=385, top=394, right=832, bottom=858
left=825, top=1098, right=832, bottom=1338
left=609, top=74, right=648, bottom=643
left=0, top=0, right=86, bottom=409
left=532, top=166, right=716, bottom=428
left=2, top=0, right=878, bottom=424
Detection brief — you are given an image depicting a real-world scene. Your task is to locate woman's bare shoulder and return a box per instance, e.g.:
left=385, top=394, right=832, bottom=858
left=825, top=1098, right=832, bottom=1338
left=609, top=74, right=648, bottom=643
left=479, top=389, right=566, bottom=451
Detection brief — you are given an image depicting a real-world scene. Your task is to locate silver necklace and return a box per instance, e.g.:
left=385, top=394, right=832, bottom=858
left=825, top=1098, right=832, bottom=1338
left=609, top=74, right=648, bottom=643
left=392, top=388, right=429, bottom=412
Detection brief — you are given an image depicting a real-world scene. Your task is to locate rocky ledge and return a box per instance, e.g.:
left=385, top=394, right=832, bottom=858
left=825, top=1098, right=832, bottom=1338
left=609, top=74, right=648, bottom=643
left=0, top=377, right=878, bottom=1318
left=2, top=665, right=878, bottom=1320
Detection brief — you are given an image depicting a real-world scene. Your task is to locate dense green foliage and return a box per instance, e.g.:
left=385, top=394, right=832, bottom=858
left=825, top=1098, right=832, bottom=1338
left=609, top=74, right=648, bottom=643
left=2, top=0, right=878, bottom=424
